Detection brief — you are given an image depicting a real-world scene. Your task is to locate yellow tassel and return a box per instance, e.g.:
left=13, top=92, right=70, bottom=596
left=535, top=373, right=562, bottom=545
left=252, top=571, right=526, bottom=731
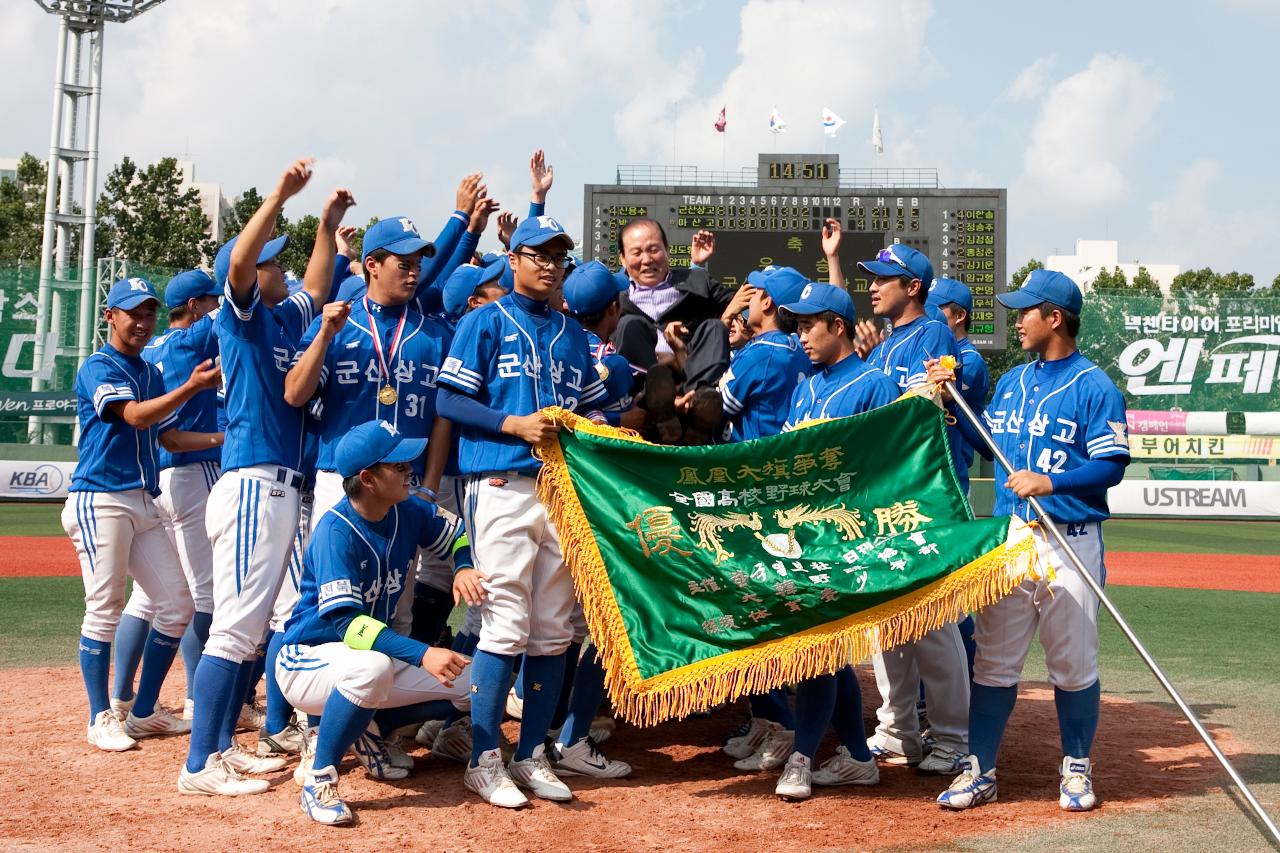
left=535, top=406, right=1043, bottom=728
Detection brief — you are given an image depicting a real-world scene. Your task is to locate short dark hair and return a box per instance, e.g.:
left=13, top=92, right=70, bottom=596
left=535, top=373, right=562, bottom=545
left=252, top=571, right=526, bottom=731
left=905, top=275, right=928, bottom=305
left=567, top=296, right=619, bottom=330
left=362, top=248, right=392, bottom=283
left=168, top=305, right=191, bottom=324
left=1038, top=303, right=1080, bottom=337
left=618, top=218, right=668, bottom=253
left=766, top=299, right=798, bottom=334
left=341, top=473, right=363, bottom=498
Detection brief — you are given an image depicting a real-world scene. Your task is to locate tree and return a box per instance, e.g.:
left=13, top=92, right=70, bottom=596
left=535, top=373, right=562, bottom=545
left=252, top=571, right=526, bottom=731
left=278, top=214, right=319, bottom=278
left=0, top=153, right=48, bottom=264
left=1131, top=265, right=1161, bottom=295
left=220, top=186, right=286, bottom=246
left=1171, top=267, right=1257, bottom=294
left=1091, top=266, right=1127, bottom=289
left=1271, top=272, right=1280, bottom=292
left=985, top=257, right=1042, bottom=384
left=95, top=156, right=215, bottom=268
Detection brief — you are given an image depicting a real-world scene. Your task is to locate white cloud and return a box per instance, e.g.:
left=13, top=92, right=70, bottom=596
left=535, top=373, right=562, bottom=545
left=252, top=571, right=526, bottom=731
left=1005, top=56, right=1055, bottom=102
left=1023, top=54, right=1170, bottom=205
left=1148, top=157, right=1220, bottom=233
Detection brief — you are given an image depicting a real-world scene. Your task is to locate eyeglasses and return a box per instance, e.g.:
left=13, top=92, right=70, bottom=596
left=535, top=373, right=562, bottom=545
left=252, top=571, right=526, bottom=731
left=515, top=249, right=571, bottom=270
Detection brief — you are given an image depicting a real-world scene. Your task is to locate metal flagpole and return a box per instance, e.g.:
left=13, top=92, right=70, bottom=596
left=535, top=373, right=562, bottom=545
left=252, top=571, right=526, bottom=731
left=942, top=377, right=1280, bottom=846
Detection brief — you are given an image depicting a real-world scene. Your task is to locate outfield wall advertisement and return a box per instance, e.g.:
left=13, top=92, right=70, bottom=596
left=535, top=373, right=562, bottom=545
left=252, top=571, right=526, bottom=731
left=1108, top=480, right=1280, bottom=518
left=0, top=459, right=75, bottom=500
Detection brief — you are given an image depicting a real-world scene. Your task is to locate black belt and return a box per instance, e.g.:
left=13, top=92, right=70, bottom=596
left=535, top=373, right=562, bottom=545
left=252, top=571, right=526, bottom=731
left=275, top=467, right=304, bottom=490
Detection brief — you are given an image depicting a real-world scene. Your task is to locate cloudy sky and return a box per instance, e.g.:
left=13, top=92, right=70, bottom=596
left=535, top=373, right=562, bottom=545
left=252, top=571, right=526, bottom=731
left=4, top=0, right=1278, bottom=281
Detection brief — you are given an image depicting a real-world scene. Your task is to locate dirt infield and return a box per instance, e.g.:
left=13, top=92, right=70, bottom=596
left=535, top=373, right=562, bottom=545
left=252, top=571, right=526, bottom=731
left=0, top=665, right=1245, bottom=853
left=4, top=537, right=1275, bottom=594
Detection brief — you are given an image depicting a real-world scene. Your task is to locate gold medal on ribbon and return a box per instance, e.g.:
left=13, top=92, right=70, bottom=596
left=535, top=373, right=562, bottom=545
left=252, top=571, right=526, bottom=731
left=365, top=296, right=407, bottom=409
left=378, top=385, right=398, bottom=405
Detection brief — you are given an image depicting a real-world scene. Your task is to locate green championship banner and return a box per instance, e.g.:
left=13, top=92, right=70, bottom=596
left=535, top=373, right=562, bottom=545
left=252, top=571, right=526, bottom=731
left=1080, top=290, right=1280, bottom=411
left=537, top=394, right=1038, bottom=725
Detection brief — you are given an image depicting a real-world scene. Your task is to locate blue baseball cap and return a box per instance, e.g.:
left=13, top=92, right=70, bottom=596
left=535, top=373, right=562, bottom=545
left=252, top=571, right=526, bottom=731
left=563, top=260, right=625, bottom=316
left=927, top=277, right=973, bottom=313
left=998, top=269, right=1083, bottom=314
left=213, top=233, right=290, bottom=288
left=362, top=216, right=437, bottom=263
left=107, top=277, right=161, bottom=310
left=443, top=262, right=506, bottom=317
left=334, top=419, right=427, bottom=478
left=163, top=269, right=220, bottom=308
left=482, top=252, right=516, bottom=290
left=745, top=265, right=780, bottom=287
left=857, top=244, right=933, bottom=284
left=760, top=266, right=810, bottom=307
left=334, top=275, right=367, bottom=304
left=510, top=215, right=573, bottom=252
left=781, top=282, right=857, bottom=326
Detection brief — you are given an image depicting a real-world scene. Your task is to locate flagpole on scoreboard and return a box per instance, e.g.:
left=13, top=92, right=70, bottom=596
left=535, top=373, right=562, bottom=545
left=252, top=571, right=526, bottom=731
left=941, top=378, right=1280, bottom=846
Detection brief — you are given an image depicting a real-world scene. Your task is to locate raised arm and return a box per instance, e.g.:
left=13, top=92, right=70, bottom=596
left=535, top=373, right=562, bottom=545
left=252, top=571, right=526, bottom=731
left=822, top=218, right=844, bottom=286
left=229, top=158, right=313, bottom=304
left=301, top=188, right=357, bottom=308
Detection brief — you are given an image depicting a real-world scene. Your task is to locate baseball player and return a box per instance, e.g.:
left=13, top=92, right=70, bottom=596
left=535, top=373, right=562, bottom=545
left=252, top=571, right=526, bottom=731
left=436, top=214, right=608, bottom=808
left=180, top=159, right=353, bottom=796
left=276, top=419, right=472, bottom=825
left=856, top=244, right=970, bottom=777
left=926, top=278, right=991, bottom=497
left=108, top=269, right=224, bottom=722
left=63, top=277, right=221, bottom=751
left=754, top=283, right=898, bottom=799
left=930, top=270, right=1129, bottom=811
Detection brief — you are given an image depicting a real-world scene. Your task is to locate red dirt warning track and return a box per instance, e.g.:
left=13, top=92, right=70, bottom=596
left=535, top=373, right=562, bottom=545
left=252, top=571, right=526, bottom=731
left=2, top=537, right=1275, bottom=593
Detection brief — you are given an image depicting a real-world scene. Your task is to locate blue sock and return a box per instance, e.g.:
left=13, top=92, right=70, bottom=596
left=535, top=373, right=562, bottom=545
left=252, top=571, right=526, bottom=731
left=793, top=675, right=836, bottom=759
left=469, top=650, right=517, bottom=764
left=832, top=666, right=871, bottom=760
left=132, top=629, right=183, bottom=718
left=110, top=614, right=150, bottom=702
left=185, top=654, right=240, bottom=773
left=79, top=636, right=112, bottom=723
left=263, top=631, right=294, bottom=734
left=217, top=660, right=256, bottom=751
left=749, top=688, right=795, bottom=729
left=958, top=615, right=976, bottom=680
left=243, top=645, right=266, bottom=706
left=561, top=648, right=607, bottom=746
left=515, top=653, right=568, bottom=760
left=514, top=653, right=526, bottom=700
left=307, top=714, right=322, bottom=728
left=456, top=632, right=480, bottom=657
left=180, top=611, right=212, bottom=700
left=374, top=700, right=456, bottom=735
left=313, top=692, right=376, bottom=772
left=549, top=641, right=582, bottom=732
left=969, top=683, right=1018, bottom=773
left=1054, top=681, right=1101, bottom=758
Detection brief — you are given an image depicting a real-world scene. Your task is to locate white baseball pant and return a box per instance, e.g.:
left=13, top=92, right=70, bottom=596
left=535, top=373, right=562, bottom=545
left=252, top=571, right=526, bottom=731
left=463, top=473, right=575, bottom=657
left=62, top=489, right=194, bottom=642
left=276, top=642, right=470, bottom=712
left=871, top=622, right=970, bottom=758
left=203, top=465, right=301, bottom=663
left=974, top=521, right=1105, bottom=691
left=269, top=487, right=314, bottom=633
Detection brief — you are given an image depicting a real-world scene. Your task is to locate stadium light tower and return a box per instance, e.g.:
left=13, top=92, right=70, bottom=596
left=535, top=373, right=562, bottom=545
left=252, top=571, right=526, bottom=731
left=27, top=0, right=168, bottom=443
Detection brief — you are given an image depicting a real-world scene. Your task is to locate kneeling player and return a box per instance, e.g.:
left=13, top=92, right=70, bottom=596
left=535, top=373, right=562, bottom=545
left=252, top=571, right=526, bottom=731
left=275, top=420, right=473, bottom=825
left=928, top=270, right=1129, bottom=812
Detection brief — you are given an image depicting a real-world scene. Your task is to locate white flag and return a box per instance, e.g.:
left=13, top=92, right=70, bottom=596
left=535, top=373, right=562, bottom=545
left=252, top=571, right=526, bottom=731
left=822, top=107, right=846, bottom=137
left=872, top=109, right=884, bottom=154
left=768, top=106, right=787, bottom=134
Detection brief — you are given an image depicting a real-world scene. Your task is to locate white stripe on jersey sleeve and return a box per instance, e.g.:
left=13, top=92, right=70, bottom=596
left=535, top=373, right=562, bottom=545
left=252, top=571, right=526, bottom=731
left=579, top=375, right=608, bottom=406
left=92, top=383, right=136, bottom=415
left=224, top=282, right=261, bottom=322
left=286, top=290, right=316, bottom=328
left=720, top=383, right=744, bottom=416
left=157, top=410, right=179, bottom=433
left=424, top=516, right=458, bottom=560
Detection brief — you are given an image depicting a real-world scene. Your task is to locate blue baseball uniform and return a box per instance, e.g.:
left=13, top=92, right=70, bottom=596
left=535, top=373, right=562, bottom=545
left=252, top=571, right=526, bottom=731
left=718, top=330, right=813, bottom=441
left=948, top=338, right=990, bottom=495
left=585, top=329, right=637, bottom=427
left=783, top=351, right=897, bottom=428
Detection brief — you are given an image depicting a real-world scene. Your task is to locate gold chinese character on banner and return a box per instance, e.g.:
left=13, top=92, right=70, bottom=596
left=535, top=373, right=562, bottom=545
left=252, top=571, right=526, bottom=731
left=873, top=500, right=933, bottom=535
left=626, top=506, right=694, bottom=558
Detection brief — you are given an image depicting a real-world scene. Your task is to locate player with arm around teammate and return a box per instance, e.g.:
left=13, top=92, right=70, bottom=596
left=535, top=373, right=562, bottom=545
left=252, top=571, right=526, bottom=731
left=929, top=269, right=1129, bottom=812
left=277, top=420, right=473, bottom=825
left=63, top=277, right=221, bottom=751
left=764, top=283, right=899, bottom=800
left=436, top=215, right=608, bottom=808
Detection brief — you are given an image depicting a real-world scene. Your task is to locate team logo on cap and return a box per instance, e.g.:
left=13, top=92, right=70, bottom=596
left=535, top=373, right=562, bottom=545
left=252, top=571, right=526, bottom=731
left=378, top=420, right=399, bottom=438
left=128, top=278, right=149, bottom=292
left=800, top=284, right=813, bottom=300
left=536, top=215, right=562, bottom=231
left=397, top=218, right=418, bottom=235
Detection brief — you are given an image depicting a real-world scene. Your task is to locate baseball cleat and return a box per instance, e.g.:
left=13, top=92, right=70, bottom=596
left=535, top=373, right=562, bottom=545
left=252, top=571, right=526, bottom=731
left=733, top=727, right=794, bottom=771
left=723, top=717, right=775, bottom=760
left=182, top=698, right=195, bottom=721
left=415, top=718, right=445, bottom=747
left=257, top=722, right=306, bottom=756
left=222, top=742, right=288, bottom=774
left=178, top=752, right=271, bottom=796
left=508, top=746, right=573, bottom=802
left=937, top=755, right=998, bottom=810
left=237, top=701, right=266, bottom=732
left=917, top=745, right=966, bottom=776
left=430, top=718, right=473, bottom=762
left=124, top=706, right=191, bottom=738
left=351, top=729, right=410, bottom=780
left=464, top=748, right=529, bottom=809
left=811, top=746, right=880, bottom=787
left=505, top=686, right=524, bottom=720
left=775, top=752, right=813, bottom=801
left=552, top=737, right=632, bottom=778
left=867, top=737, right=922, bottom=767
left=1059, top=756, right=1098, bottom=811
left=383, top=736, right=415, bottom=772
left=592, top=715, right=616, bottom=732
left=109, top=696, right=134, bottom=722
left=293, top=726, right=317, bottom=787
left=300, top=764, right=353, bottom=826
left=87, top=709, right=137, bottom=752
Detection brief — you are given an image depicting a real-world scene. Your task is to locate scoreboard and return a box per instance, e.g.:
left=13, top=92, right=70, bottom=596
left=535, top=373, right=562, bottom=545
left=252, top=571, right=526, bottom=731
left=583, top=153, right=1008, bottom=349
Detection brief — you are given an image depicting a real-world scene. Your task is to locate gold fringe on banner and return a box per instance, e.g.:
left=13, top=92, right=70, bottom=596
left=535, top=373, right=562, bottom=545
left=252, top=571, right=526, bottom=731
left=533, top=406, right=1041, bottom=728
